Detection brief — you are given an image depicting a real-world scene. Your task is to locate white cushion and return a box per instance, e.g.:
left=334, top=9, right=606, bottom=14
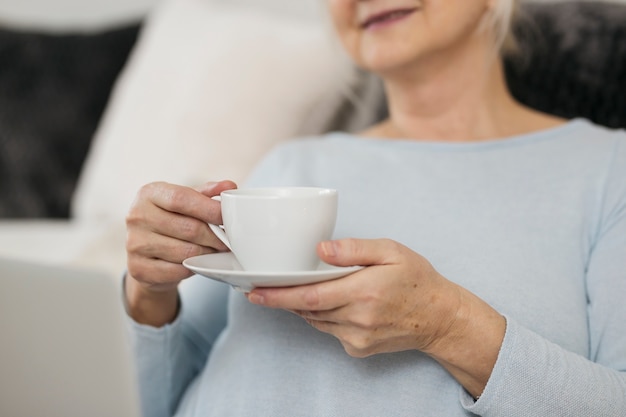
left=72, top=0, right=355, bottom=221
left=212, top=0, right=323, bottom=21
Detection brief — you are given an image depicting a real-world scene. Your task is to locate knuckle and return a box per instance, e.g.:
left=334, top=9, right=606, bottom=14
left=343, top=334, right=374, bottom=355
left=139, top=181, right=185, bottom=212
left=135, top=182, right=161, bottom=203
left=166, top=188, right=188, bottom=213
left=354, top=311, right=379, bottom=330
left=164, top=263, right=195, bottom=282
left=177, top=217, right=204, bottom=241
left=126, top=192, right=154, bottom=227
left=345, top=348, right=370, bottom=359
left=133, top=184, right=150, bottom=203
left=352, top=291, right=385, bottom=328
left=181, top=242, right=204, bottom=260
left=125, top=232, right=147, bottom=255
left=126, top=256, right=150, bottom=283
left=125, top=212, right=137, bottom=227
left=125, top=209, right=146, bottom=229
left=128, top=256, right=190, bottom=287
left=382, top=238, right=402, bottom=252
left=125, top=235, right=136, bottom=254
left=302, top=288, right=322, bottom=309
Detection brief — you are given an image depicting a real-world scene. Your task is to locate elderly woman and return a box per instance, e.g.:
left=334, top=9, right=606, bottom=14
left=124, top=0, right=626, bottom=416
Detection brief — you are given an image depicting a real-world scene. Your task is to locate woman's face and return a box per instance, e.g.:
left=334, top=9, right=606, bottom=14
left=326, top=0, right=494, bottom=75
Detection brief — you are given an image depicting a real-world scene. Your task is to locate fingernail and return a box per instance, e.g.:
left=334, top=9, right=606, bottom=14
left=247, top=292, right=264, bottom=305
left=320, top=241, right=337, bottom=257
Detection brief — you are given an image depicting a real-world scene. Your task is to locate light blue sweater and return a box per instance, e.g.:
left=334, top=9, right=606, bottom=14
left=128, top=119, right=626, bottom=416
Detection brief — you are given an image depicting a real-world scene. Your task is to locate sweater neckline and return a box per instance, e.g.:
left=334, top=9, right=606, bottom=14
left=328, top=118, right=589, bottom=152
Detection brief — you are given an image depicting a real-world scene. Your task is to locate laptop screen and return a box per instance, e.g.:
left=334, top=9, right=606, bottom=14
left=0, top=258, right=141, bottom=417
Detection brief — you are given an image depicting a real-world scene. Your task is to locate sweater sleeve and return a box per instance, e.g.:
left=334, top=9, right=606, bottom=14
left=126, top=275, right=230, bottom=417
left=461, top=317, right=626, bottom=416
left=463, top=135, right=626, bottom=416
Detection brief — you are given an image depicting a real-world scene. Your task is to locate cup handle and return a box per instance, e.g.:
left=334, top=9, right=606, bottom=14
left=209, top=223, right=232, bottom=251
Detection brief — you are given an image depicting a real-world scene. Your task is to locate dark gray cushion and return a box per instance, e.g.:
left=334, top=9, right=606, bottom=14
left=0, top=24, right=140, bottom=218
left=506, top=1, right=626, bottom=129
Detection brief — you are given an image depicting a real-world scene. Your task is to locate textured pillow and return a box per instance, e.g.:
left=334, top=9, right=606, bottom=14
left=0, top=24, right=139, bottom=218
left=505, top=1, right=626, bottom=129
left=72, top=0, right=355, bottom=221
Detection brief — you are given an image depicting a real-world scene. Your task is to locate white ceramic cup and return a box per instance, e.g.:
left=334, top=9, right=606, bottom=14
left=210, top=187, right=338, bottom=272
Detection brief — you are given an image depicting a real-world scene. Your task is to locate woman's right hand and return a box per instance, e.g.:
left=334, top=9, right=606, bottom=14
left=124, top=180, right=237, bottom=326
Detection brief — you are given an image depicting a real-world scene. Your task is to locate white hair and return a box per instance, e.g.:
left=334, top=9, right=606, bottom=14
left=489, top=0, right=520, bottom=56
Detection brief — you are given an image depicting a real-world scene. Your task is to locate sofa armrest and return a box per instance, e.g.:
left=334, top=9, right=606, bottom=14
left=0, top=220, right=126, bottom=277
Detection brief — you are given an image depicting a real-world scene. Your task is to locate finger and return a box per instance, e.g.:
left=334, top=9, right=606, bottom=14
left=128, top=196, right=230, bottom=251
left=194, top=180, right=237, bottom=198
left=289, top=266, right=384, bottom=324
left=247, top=276, right=353, bottom=311
left=317, top=238, right=405, bottom=268
left=302, top=318, right=381, bottom=358
left=304, top=318, right=338, bottom=334
left=153, top=204, right=228, bottom=250
left=127, top=254, right=195, bottom=287
left=139, top=182, right=224, bottom=225
left=127, top=227, right=218, bottom=264
left=296, top=307, right=348, bottom=324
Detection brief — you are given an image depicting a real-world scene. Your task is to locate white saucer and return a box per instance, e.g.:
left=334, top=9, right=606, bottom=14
left=183, top=252, right=363, bottom=291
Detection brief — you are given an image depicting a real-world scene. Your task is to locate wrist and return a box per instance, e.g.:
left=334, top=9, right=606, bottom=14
left=124, top=273, right=180, bottom=327
left=424, top=283, right=506, bottom=398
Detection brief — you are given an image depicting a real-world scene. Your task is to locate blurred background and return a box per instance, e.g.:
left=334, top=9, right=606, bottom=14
left=2, top=0, right=626, bottom=32
left=0, top=0, right=156, bottom=32
left=0, top=0, right=322, bottom=31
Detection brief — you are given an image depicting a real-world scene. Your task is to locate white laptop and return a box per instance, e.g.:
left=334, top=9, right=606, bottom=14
left=0, top=258, right=141, bottom=417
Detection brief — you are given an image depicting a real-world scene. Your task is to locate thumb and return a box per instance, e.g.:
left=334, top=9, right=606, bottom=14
left=195, top=180, right=238, bottom=198
left=317, top=238, right=402, bottom=267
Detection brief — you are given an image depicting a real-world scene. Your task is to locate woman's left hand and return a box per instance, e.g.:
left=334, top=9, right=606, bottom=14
left=247, top=238, right=506, bottom=398
left=246, top=238, right=467, bottom=358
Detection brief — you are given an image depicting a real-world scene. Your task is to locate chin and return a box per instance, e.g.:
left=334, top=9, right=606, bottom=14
left=357, top=51, right=415, bottom=77
left=352, top=36, right=424, bottom=74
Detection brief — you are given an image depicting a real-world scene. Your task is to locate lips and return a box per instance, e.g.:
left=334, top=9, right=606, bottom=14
left=361, top=8, right=417, bottom=29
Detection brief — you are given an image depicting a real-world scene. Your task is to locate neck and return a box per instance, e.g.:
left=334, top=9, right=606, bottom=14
left=367, top=35, right=556, bottom=142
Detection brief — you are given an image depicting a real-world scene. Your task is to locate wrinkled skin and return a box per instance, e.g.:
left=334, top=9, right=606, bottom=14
left=247, top=238, right=463, bottom=359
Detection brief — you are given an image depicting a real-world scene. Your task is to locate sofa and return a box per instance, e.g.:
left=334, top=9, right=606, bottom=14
left=0, top=0, right=625, bottom=277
